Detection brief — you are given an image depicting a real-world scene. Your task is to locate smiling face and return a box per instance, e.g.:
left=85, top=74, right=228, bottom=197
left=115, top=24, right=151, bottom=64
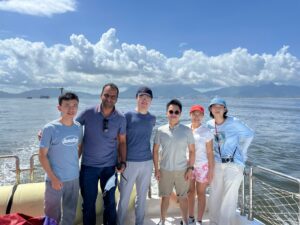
left=190, top=110, right=204, bottom=126
left=167, top=104, right=181, bottom=125
left=100, top=85, right=118, bottom=109
left=136, top=94, right=152, bottom=112
left=58, top=99, right=79, bottom=120
left=210, top=104, right=227, bottom=118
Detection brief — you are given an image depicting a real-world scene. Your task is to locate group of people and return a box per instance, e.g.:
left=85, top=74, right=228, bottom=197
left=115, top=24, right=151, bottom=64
left=39, top=83, right=254, bottom=225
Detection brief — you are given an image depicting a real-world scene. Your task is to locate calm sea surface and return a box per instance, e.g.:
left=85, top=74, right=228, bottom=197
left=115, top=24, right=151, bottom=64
left=0, top=97, right=299, bottom=185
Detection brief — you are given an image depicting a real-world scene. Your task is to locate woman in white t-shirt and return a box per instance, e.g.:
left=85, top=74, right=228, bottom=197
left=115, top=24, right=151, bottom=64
left=187, top=105, right=214, bottom=225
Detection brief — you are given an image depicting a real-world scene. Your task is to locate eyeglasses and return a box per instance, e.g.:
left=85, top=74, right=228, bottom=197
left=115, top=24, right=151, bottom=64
left=103, top=118, right=109, bottom=132
left=168, top=110, right=180, bottom=115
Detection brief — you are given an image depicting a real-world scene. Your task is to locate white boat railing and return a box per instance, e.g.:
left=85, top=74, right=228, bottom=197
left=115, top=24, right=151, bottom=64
left=1, top=155, right=299, bottom=225
left=0, top=155, right=21, bottom=184
left=240, top=163, right=300, bottom=225
left=0, top=154, right=43, bottom=184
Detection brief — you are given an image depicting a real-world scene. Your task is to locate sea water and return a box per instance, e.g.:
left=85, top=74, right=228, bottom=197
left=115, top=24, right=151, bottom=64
left=0, top=97, right=299, bottom=186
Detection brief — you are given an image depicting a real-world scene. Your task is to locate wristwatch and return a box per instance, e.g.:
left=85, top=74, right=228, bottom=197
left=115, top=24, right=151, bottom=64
left=187, top=166, right=194, bottom=171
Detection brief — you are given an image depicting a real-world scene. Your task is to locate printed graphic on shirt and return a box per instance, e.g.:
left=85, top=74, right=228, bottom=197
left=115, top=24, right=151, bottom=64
left=214, top=131, right=225, bottom=147
left=62, top=135, right=79, bottom=146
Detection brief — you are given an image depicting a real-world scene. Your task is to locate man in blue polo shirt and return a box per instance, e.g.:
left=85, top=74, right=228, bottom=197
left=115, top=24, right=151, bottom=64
left=76, top=83, right=127, bottom=225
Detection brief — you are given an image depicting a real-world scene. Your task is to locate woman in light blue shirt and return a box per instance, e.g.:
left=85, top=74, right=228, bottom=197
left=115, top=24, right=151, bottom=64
left=206, top=97, right=254, bottom=225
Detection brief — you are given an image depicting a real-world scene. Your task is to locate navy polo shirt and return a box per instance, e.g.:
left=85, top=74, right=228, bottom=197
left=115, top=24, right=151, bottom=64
left=76, top=104, right=126, bottom=167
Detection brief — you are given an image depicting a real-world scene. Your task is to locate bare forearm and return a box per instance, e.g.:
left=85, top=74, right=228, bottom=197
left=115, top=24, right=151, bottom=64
left=118, top=142, right=126, bottom=162
left=153, top=144, right=159, bottom=171
left=39, top=154, right=58, bottom=182
left=188, top=144, right=195, bottom=166
left=206, top=141, right=215, bottom=170
left=207, top=153, right=214, bottom=170
left=78, top=144, right=83, bottom=158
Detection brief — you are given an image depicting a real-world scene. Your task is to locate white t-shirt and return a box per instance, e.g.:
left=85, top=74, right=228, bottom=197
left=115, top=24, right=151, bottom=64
left=189, top=124, right=214, bottom=167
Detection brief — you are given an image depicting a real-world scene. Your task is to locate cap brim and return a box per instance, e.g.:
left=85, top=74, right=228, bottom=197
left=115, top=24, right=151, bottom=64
left=138, top=93, right=152, bottom=97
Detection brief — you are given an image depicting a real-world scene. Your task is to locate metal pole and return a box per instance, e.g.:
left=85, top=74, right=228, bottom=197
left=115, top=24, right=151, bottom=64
left=298, top=180, right=300, bottom=225
left=0, top=155, right=21, bottom=184
left=256, top=165, right=300, bottom=183
left=248, top=166, right=253, bottom=220
left=240, top=173, right=246, bottom=216
left=29, top=153, right=39, bottom=182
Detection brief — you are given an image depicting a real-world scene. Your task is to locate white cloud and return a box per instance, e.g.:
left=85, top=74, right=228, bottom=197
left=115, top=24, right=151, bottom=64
left=0, top=0, right=76, bottom=16
left=0, top=28, right=299, bottom=93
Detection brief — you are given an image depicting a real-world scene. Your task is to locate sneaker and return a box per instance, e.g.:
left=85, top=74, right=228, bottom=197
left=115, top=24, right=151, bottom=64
left=180, top=221, right=187, bottom=225
left=195, top=221, right=202, bottom=225
left=188, top=217, right=195, bottom=224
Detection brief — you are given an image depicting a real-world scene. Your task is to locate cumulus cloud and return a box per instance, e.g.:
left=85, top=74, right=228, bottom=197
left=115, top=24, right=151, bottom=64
left=0, top=28, right=299, bottom=93
left=0, top=0, right=76, bottom=16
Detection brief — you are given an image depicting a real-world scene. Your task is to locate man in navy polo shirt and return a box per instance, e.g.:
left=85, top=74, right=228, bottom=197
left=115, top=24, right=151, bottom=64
left=117, top=86, right=156, bottom=225
left=76, top=83, right=127, bottom=225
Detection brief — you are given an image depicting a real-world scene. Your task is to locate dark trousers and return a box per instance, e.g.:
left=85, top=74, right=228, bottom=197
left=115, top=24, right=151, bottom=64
left=80, top=165, right=117, bottom=225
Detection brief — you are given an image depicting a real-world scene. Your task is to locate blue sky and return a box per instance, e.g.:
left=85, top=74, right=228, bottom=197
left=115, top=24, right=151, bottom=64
left=0, top=0, right=299, bottom=93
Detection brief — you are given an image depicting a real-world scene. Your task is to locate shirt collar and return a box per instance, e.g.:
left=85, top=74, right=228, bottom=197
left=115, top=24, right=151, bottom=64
left=169, top=122, right=180, bottom=130
left=96, top=104, right=116, bottom=119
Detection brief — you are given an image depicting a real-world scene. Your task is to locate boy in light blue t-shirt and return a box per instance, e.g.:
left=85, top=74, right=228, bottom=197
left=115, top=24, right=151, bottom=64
left=39, top=92, right=83, bottom=225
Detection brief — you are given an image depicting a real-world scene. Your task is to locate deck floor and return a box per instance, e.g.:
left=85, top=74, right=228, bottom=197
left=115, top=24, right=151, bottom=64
left=126, top=196, right=263, bottom=225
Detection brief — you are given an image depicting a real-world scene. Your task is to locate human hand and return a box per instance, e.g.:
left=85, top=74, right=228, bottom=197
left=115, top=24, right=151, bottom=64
left=185, top=169, right=192, bottom=181
left=37, top=130, right=42, bottom=141
left=155, top=169, right=160, bottom=181
left=51, top=178, right=63, bottom=190
left=116, top=161, right=126, bottom=173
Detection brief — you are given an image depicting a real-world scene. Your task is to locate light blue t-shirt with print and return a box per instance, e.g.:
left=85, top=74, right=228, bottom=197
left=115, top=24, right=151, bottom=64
left=40, top=120, right=83, bottom=182
left=206, top=116, right=254, bottom=166
left=125, top=111, right=156, bottom=162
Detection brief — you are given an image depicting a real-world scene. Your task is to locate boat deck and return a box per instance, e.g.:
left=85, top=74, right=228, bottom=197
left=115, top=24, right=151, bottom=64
left=126, top=196, right=263, bottom=225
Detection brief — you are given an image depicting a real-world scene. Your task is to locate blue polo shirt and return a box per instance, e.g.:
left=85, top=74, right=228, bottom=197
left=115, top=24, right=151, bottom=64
left=76, top=104, right=126, bottom=167
left=125, top=111, right=156, bottom=162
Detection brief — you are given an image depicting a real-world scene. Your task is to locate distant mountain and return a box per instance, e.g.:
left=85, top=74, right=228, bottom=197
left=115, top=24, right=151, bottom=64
left=0, top=88, right=98, bottom=99
left=203, top=83, right=300, bottom=97
left=0, top=83, right=299, bottom=99
left=0, top=91, right=16, bottom=98
left=120, top=85, right=201, bottom=98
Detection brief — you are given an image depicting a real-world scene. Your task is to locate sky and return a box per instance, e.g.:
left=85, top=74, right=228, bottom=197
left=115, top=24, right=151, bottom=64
left=0, top=0, right=299, bottom=93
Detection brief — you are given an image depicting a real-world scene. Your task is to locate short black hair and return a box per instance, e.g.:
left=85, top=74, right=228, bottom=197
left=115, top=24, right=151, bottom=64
left=166, top=99, right=182, bottom=112
left=58, top=92, right=79, bottom=105
left=209, top=107, right=228, bottom=119
left=101, top=83, right=119, bottom=97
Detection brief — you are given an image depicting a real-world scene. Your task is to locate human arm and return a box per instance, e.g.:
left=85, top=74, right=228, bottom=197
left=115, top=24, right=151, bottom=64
left=234, top=118, right=254, bottom=161
left=77, top=125, right=84, bottom=158
left=39, top=148, right=62, bottom=190
left=185, top=143, right=195, bottom=180
left=153, top=143, right=160, bottom=181
left=37, top=130, right=42, bottom=141
left=117, top=134, right=126, bottom=173
left=78, top=144, right=83, bottom=158
left=206, top=139, right=214, bottom=184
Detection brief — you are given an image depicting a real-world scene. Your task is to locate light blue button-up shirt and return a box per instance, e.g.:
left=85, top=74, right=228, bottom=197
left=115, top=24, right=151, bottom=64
left=207, top=116, right=254, bottom=166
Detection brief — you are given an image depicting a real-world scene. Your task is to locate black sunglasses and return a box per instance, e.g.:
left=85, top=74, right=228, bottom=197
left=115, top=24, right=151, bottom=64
left=103, top=118, right=109, bottom=132
left=168, top=110, right=180, bottom=115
